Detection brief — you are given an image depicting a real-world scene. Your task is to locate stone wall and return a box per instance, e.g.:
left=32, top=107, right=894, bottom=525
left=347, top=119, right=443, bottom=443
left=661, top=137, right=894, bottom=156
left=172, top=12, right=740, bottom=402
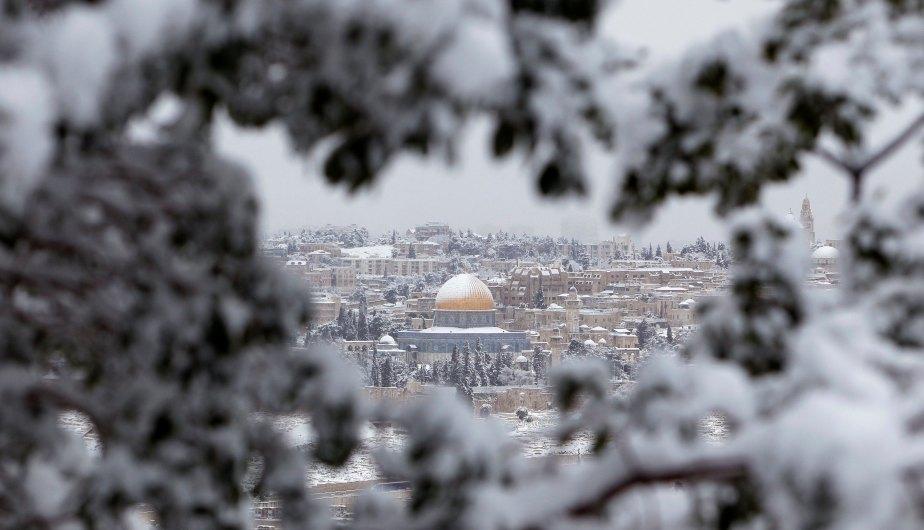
left=472, top=386, right=553, bottom=414
left=363, top=384, right=419, bottom=404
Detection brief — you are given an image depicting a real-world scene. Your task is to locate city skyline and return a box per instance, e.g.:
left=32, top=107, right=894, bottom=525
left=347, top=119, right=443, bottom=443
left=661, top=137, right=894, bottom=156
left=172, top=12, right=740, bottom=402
left=259, top=196, right=828, bottom=248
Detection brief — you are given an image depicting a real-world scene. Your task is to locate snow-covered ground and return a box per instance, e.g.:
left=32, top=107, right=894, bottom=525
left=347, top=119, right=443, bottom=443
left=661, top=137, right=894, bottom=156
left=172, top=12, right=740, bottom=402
left=295, top=409, right=728, bottom=485
left=273, top=411, right=594, bottom=485
left=62, top=408, right=727, bottom=486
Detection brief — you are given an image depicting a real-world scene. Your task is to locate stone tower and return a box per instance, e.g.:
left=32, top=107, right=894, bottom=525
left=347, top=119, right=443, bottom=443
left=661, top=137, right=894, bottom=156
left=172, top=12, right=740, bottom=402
left=800, top=196, right=815, bottom=246
left=564, top=285, right=581, bottom=336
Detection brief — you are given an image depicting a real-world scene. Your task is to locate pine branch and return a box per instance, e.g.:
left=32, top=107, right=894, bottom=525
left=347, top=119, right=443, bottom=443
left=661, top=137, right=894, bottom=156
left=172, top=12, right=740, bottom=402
left=567, top=456, right=748, bottom=517
left=813, top=111, right=924, bottom=201
left=856, top=111, right=924, bottom=175
left=25, top=382, right=110, bottom=446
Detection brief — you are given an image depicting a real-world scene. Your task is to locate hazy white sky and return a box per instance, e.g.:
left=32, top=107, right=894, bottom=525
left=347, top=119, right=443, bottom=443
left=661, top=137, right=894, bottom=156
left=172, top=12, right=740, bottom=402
left=216, top=0, right=922, bottom=245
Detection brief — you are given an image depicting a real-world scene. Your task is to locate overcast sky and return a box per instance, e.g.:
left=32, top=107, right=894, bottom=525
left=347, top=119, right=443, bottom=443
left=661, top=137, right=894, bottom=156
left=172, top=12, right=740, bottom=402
left=215, top=0, right=922, bottom=245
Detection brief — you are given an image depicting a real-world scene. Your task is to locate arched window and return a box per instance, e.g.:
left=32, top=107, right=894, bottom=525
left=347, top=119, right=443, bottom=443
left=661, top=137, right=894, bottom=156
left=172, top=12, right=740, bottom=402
left=347, top=346, right=353, bottom=351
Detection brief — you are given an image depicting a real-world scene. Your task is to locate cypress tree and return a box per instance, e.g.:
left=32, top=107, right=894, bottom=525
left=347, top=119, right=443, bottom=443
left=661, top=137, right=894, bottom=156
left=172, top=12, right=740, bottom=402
left=336, top=306, right=348, bottom=336
left=450, top=346, right=460, bottom=385
left=474, top=340, right=489, bottom=387
left=370, top=344, right=381, bottom=387
left=343, top=309, right=358, bottom=341
left=381, top=357, right=394, bottom=387
left=532, top=345, right=545, bottom=385
left=357, top=309, right=369, bottom=341
left=462, top=342, right=473, bottom=386
left=636, top=319, right=652, bottom=350
left=533, top=287, right=546, bottom=309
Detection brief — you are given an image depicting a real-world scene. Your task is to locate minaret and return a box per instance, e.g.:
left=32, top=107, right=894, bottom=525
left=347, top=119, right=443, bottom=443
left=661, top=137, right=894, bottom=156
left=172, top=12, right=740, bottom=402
left=564, top=285, right=581, bottom=337
left=800, top=196, right=815, bottom=246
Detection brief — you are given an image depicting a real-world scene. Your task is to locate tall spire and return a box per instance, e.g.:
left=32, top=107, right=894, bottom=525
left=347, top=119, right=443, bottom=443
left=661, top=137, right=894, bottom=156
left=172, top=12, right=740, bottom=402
left=800, top=196, right=815, bottom=246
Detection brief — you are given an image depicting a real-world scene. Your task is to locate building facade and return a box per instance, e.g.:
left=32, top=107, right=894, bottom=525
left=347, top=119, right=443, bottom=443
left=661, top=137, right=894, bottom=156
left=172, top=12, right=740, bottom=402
left=503, top=266, right=568, bottom=307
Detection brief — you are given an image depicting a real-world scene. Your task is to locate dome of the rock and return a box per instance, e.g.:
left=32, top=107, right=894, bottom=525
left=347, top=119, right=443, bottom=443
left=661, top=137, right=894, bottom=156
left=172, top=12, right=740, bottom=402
left=434, top=273, right=494, bottom=310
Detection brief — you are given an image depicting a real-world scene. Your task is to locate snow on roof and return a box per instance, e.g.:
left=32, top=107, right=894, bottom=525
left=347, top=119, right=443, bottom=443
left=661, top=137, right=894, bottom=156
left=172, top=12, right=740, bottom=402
left=583, top=339, right=597, bottom=346
left=812, top=245, right=839, bottom=259
left=546, top=303, right=563, bottom=310
left=590, top=326, right=608, bottom=331
left=341, top=245, right=394, bottom=258
left=416, top=326, right=510, bottom=334
left=515, top=355, right=528, bottom=363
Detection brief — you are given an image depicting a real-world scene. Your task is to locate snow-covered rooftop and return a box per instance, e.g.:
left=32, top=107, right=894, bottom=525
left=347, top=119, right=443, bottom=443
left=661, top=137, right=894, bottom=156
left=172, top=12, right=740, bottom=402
left=341, top=245, right=394, bottom=258
left=415, top=326, right=510, bottom=334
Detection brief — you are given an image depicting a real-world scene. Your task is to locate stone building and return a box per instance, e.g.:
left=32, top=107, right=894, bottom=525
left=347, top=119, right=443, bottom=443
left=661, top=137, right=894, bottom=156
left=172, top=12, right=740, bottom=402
left=502, top=266, right=568, bottom=307
left=309, top=293, right=341, bottom=326
left=332, top=266, right=356, bottom=292
left=342, top=256, right=443, bottom=277
left=388, top=258, right=444, bottom=276
left=395, top=240, right=442, bottom=257
left=306, top=266, right=356, bottom=293
left=297, top=242, right=342, bottom=257
left=585, top=235, right=634, bottom=262
left=413, top=222, right=452, bottom=241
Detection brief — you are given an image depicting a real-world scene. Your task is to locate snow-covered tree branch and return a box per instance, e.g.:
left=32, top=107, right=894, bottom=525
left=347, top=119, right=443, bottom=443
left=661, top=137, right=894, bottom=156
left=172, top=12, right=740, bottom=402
left=0, top=0, right=922, bottom=528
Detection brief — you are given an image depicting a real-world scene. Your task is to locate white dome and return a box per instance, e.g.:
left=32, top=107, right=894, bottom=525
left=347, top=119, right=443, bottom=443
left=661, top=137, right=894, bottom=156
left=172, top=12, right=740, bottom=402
left=435, top=273, right=494, bottom=310
left=515, top=355, right=528, bottom=363
left=679, top=298, right=696, bottom=308
left=597, top=338, right=607, bottom=345
left=812, top=246, right=839, bottom=260
left=379, top=334, right=396, bottom=345
left=583, top=339, right=596, bottom=347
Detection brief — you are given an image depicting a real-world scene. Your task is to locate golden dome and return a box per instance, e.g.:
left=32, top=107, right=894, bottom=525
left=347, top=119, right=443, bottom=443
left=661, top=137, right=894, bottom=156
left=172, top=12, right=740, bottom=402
left=434, top=273, right=495, bottom=311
